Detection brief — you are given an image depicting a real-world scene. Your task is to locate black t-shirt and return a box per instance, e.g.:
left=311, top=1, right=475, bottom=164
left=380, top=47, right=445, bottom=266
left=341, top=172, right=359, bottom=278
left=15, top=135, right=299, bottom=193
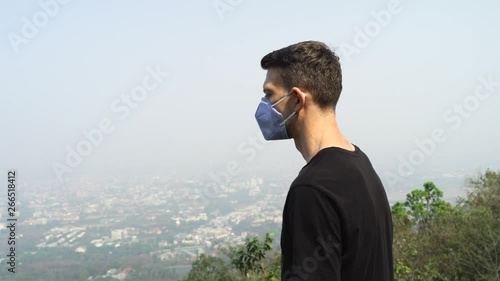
left=280, top=145, right=394, bottom=281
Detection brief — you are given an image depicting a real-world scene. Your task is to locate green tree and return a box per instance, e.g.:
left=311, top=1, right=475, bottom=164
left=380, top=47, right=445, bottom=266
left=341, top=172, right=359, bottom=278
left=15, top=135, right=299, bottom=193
left=392, top=182, right=458, bottom=280
left=467, top=169, right=500, bottom=214
left=232, top=232, right=275, bottom=279
left=457, top=170, right=500, bottom=280
left=182, top=232, right=279, bottom=281
left=392, top=172, right=500, bottom=281
left=405, top=181, right=450, bottom=226
left=182, top=254, right=232, bottom=281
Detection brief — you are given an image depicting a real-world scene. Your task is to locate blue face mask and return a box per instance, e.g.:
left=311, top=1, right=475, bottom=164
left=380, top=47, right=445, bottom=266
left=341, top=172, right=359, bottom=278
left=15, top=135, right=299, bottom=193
left=255, top=91, right=297, bottom=140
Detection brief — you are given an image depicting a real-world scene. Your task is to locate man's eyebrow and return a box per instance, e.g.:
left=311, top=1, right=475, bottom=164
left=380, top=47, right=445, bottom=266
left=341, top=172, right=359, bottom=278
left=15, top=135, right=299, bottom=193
left=263, top=88, right=274, bottom=95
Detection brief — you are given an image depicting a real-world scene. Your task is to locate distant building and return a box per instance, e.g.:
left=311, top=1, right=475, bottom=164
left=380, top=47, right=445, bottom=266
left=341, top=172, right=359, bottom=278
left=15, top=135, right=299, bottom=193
left=75, top=246, right=86, bottom=253
left=111, top=229, right=128, bottom=240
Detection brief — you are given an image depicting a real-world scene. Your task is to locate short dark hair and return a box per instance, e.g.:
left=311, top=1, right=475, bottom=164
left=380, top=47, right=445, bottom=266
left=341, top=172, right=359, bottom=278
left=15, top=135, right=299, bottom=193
left=260, top=41, right=342, bottom=110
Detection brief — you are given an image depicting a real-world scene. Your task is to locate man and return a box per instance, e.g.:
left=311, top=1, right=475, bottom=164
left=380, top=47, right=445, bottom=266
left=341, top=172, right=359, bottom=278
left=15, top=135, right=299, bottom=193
left=254, top=41, right=394, bottom=281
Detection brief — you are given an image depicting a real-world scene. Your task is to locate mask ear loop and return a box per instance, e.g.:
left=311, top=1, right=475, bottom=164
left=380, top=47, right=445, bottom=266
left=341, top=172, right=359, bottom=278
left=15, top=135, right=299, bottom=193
left=271, top=90, right=293, bottom=107
left=279, top=110, right=297, bottom=126
left=275, top=90, right=297, bottom=126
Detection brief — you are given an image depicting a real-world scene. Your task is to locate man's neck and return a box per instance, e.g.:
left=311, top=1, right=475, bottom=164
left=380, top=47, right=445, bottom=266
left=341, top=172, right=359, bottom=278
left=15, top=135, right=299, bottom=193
left=293, top=114, right=354, bottom=163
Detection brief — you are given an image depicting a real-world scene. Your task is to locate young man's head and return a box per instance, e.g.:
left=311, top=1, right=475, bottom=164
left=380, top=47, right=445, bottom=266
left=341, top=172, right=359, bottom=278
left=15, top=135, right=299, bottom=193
left=255, top=41, right=343, bottom=140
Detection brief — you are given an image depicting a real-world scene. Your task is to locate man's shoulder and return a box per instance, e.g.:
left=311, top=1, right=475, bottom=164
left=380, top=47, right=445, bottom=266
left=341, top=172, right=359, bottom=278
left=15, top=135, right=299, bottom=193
left=285, top=184, right=333, bottom=207
left=289, top=144, right=383, bottom=203
left=287, top=184, right=321, bottom=196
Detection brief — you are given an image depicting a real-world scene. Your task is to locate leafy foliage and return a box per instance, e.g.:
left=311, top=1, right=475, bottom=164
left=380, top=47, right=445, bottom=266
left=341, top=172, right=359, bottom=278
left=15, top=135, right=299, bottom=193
left=182, top=254, right=232, bottom=281
left=232, top=232, right=274, bottom=278
left=182, top=233, right=280, bottom=281
left=393, top=170, right=500, bottom=281
left=403, top=182, right=451, bottom=226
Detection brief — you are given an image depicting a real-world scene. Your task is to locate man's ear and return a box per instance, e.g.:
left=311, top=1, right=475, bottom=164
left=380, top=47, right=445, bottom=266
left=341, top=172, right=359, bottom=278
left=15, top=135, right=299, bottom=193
left=291, top=87, right=306, bottom=112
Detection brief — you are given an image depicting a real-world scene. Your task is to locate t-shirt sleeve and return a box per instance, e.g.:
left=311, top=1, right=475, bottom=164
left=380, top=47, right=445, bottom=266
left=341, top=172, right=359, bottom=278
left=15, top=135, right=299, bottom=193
left=282, top=185, right=342, bottom=281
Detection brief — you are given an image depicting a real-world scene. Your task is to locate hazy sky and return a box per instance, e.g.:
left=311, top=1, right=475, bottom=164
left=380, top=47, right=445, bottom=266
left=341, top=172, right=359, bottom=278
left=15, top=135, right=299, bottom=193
left=1, top=0, right=499, bottom=189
